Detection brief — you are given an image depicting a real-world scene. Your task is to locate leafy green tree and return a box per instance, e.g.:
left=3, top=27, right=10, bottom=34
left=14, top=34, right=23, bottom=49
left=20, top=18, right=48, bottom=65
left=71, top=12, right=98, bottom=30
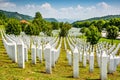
left=59, top=22, right=72, bottom=37
left=72, top=21, right=90, bottom=28
left=20, top=23, right=27, bottom=32
left=106, top=25, right=119, bottom=44
left=34, top=12, right=42, bottom=20
left=24, top=23, right=39, bottom=36
left=82, top=21, right=90, bottom=27
left=109, top=18, right=120, bottom=31
left=32, top=12, right=43, bottom=32
left=86, top=25, right=101, bottom=49
left=90, top=20, right=97, bottom=26
left=51, top=22, right=59, bottom=30
left=0, top=12, right=7, bottom=25
left=0, top=12, right=6, bottom=20
left=80, top=27, right=89, bottom=34
left=5, top=18, right=21, bottom=35
left=95, top=20, right=105, bottom=32
left=103, top=21, right=109, bottom=28
left=42, top=21, right=53, bottom=36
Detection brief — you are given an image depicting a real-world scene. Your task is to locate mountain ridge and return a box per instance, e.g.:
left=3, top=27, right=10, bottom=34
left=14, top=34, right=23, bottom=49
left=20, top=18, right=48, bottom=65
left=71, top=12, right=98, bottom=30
left=73, top=15, right=120, bottom=23
left=0, top=10, right=58, bottom=22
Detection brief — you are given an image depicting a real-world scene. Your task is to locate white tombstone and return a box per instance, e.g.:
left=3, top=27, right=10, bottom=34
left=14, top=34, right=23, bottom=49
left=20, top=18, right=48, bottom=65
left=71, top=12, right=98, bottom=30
left=3, top=37, right=17, bottom=63
left=44, top=43, right=52, bottom=74
left=31, top=44, right=36, bottom=64
left=73, top=47, right=79, bottom=78
left=10, top=42, right=17, bottom=63
left=51, top=48, right=55, bottom=68
left=89, top=52, right=94, bottom=72
left=24, top=45, right=28, bottom=62
left=97, top=53, right=101, bottom=68
left=37, top=45, right=42, bottom=63
left=87, top=52, right=89, bottom=61
left=68, top=50, right=72, bottom=66
left=83, top=52, right=87, bottom=67
left=17, top=42, right=25, bottom=68
left=100, top=51, right=107, bottom=80
left=79, top=52, right=82, bottom=62
left=113, top=56, right=117, bottom=72
left=66, top=49, right=69, bottom=60
left=108, top=55, right=114, bottom=74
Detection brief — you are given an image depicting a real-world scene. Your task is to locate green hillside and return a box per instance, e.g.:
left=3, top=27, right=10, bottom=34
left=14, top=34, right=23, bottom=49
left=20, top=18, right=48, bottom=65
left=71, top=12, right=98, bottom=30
left=44, top=18, right=58, bottom=22
left=75, top=15, right=120, bottom=22
left=0, top=10, right=58, bottom=22
left=0, top=10, right=33, bottom=20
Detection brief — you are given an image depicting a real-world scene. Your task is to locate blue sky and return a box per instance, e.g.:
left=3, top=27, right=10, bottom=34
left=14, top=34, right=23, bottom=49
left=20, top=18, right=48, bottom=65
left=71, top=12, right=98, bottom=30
left=0, top=0, right=120, bottom=20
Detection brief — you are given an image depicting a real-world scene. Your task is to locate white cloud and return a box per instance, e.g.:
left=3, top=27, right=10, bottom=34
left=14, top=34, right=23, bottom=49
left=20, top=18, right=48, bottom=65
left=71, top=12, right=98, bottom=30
left=0, top=1, right=120, bottom=20
left=97, top=2, right=111, bottom=9
left=41, top=2, right=51, bottom=9
left=0, top=1, right=16, bottom=8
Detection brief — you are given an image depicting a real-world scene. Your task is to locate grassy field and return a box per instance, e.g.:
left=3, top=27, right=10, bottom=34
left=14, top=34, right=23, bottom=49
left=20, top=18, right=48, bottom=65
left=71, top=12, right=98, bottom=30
left=0, top=26, right=120, bottom=80
left=99, top=38, right=120, bottom=45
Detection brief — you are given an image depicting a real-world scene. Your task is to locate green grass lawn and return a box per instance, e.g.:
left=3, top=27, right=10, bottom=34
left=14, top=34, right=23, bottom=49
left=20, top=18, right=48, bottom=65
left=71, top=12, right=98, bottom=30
left=0, top=25, right=5, bottom=30
left=99, top=38, right=120, bottom=45
left=0, top=28, right=120, bottom=79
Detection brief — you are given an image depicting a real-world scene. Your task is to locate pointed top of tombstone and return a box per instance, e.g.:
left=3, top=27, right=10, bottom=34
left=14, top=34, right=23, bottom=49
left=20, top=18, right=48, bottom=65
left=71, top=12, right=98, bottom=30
left=102, top=51, right=107, bottom=57
left=73, top=47, right=78, bottom=53
left=51, top=47, right=55, bottom=51
left=90, top=52, right=94, bottom=56
left=110, top=54, right=113, bottom=59
left=67, top=49, right=69, bottom=53
left=45, top=43, right=51, bottom=49
left=32, top=44, right=35, bottom=48
left=68, top=51, right=72, bottom=54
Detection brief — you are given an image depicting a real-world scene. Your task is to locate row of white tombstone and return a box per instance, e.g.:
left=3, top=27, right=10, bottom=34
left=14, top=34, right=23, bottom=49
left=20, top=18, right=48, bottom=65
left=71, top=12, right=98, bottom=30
left=1, top=31, right=120, bottom=79
left=1, top=31, right=61, bottom=71
left=44, top=37, right=62, bottom=73
left=66, top=47, right=108, bottom=79
left=1, top=32, right=26, bottom=68
left=65, top=37, right=120, bottom=80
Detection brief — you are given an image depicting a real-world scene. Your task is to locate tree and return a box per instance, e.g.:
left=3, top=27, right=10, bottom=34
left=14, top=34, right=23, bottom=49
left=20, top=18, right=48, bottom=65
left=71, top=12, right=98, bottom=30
left=86, top=25, right=101, bottom=50
left=109, top=18, right=120, bottom=31
left=42, top=21, right=53, bottom=36
left=20, top=22, right=28, bottom=32
left=32, top=12, right=43, bottom=32
left=0, top=12, right=7, bottom=25
left=59, top=22, right=72, bottom=37
left=95, top=20, right=105, bottom=32
left=82, top=21, right=90, bottom=27
left=24, top=23, right=39, bottom=36
left=34, top=12, right=42, bottom=20
left=106, top=25, right=119, bottom=44
left=80, top=27, right=89, bottom=34
left=51, top=22, right=59, bottom=30
left=5, top=18, right=21, bottom=35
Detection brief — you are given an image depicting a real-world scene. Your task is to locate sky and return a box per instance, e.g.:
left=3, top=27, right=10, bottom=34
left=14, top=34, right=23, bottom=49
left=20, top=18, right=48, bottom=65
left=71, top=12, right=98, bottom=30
left=0, top=0, right=120, bottom=20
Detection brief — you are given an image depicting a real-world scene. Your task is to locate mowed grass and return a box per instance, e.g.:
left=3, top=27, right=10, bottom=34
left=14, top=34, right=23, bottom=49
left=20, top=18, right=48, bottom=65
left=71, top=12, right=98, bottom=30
left=99, top=38, right=120, bottom=45
left=0, top=28, right=120, bottom=79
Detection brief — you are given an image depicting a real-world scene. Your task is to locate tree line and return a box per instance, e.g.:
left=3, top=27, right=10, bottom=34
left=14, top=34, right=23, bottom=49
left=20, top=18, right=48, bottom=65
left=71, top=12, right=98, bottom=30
left=78, top=19, right=119, bottom=46
left=0, top=12, right=72, bottom=37
left=1, top=11, right=119, bottom=46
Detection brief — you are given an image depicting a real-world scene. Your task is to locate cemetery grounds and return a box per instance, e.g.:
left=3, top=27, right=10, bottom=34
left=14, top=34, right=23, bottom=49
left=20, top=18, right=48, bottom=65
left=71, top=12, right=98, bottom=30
left=0, top=25, right=120, bottom=80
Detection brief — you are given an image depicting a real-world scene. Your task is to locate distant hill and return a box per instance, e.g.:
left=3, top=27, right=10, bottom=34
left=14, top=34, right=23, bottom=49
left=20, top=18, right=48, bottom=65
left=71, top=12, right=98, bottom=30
left=0, top=10, right=33, bottom=20
left=75, top=15, right=120, bottom=22
left=57, top=18, right=75, bottom=23
left=44, top=18, right=58, bottom=22
left=0, top=10, right=58, bottom=22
